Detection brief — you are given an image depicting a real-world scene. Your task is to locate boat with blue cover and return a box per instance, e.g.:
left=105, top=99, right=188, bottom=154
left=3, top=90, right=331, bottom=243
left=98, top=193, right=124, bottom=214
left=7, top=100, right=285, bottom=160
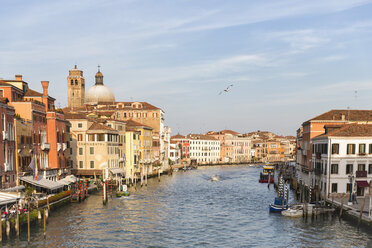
left=269, top=197, right=288, bottom=212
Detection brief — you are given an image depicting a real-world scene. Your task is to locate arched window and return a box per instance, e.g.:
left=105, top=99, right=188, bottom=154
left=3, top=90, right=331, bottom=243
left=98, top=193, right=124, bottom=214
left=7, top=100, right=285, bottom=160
left=75, top=80, right=78, bottom=85
left=70, top=79, right=73, bottom=85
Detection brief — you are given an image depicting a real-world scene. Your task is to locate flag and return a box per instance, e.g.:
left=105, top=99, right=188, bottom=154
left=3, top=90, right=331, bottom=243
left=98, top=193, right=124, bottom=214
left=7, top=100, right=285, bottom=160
left=28, top=156, right=35, bottom=179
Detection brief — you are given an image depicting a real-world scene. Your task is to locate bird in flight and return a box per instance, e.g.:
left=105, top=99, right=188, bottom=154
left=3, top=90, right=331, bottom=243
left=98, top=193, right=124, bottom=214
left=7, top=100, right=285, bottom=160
left=219, top=84, right=234, bottom=95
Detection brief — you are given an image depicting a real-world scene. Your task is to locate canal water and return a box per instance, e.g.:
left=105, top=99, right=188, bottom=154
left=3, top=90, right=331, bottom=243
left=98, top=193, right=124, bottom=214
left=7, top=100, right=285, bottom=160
left=3, top=165, right=372, bottom=247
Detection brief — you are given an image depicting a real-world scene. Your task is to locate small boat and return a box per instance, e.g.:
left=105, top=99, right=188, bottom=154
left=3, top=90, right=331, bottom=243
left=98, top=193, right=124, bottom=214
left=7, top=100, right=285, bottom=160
left=116, top=191, right=130, bottom=197
left=259, top=165, right=275, bottom=183
left=269, top=197, right=288, bottom=212
left=282, top=205, right=303, bottom=217
left=211, top=175, right=220, bottom=182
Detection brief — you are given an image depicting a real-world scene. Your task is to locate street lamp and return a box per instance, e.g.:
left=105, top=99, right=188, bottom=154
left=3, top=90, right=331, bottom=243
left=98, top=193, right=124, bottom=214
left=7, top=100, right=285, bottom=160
left=348, top=173, right=354, bottom=204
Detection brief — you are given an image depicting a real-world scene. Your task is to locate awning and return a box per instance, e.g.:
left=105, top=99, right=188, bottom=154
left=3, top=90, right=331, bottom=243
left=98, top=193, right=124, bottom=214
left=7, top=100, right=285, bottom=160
left=72, top=169, right=102, bottom=176
left=356, top=180, right=370, bottom=187
left=1, top=185, right=25, bottom=192
left=20, top=176, right=64, bottom=191
left=58, top=175, right=78, bottom=185
left=0, top=192, right=20, bottom=205
left=110, top=168, right=125, bottom=175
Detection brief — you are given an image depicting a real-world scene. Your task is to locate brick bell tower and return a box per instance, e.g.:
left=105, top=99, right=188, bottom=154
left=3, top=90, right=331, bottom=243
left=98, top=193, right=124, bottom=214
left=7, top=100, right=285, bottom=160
left=67, top=65, right=85, bottom=109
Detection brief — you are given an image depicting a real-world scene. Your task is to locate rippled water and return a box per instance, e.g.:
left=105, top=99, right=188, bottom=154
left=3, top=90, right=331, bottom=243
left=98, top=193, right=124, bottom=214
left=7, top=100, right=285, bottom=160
left=3, top=165, right=372, bottom=247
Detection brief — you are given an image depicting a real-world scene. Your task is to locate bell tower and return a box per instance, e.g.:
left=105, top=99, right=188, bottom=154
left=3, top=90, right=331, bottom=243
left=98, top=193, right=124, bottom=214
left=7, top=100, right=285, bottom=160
left=67, top=65, right=85, bottom=109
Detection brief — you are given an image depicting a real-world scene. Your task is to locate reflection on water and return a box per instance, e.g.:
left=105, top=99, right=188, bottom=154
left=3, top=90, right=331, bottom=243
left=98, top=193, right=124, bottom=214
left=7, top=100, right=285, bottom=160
left=3, top=165, right=372, bottom=247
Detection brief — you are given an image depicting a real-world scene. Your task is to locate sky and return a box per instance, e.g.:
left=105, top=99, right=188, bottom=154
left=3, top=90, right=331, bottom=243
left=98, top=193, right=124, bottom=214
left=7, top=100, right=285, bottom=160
left=2, top=0, right=372, bottom=136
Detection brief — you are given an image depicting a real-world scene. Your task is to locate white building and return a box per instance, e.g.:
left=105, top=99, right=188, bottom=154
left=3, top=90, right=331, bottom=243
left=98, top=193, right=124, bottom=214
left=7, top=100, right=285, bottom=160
left=312, top=124, right=372, bottom=200
left=187, top=134, right=220, bottom=164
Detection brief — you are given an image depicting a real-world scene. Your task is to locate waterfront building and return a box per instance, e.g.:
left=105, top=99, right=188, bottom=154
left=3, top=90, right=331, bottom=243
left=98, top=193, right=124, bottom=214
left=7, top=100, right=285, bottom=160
left=0, top=96, right=15, bottom=188
left=170, top=134, right=190, bottom=164
left=312, top=124, right=372, bottom=199
left=296, top=109, right=372, bottom=194
left=1, top=75, right=71, bottom=182
left=124, top=127, right=141, bottom=182
left=67, top=113, right=120, bottom=179
left=125, top=120, right=153, bottom=177
left=206, top=130, right=251, bottom=163
left=65, top=66, right=170, bottom=172
left=169, top=140, right=181, bottom=164
left=14, top=117, right=33, bottom=182
left=187, top=134, right=220, bottom=164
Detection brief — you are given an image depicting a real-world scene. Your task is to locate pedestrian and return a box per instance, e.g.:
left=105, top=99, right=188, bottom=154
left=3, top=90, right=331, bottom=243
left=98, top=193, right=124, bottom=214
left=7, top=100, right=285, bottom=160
left=352, top=192, right=358, bottom=204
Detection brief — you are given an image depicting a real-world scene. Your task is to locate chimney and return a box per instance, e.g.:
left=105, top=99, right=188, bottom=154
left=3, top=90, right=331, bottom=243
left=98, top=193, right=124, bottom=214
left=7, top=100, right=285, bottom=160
left=41, top=81, right=49, bottom=96
left=15, top=75, right=22, bottom=81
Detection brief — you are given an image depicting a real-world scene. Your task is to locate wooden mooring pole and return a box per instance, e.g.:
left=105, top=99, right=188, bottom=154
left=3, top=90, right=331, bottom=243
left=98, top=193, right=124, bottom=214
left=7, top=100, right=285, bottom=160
left=0, top=219, right=2, bottom=242
left=16, top=203, right=20, bottom=238
left=358, top=196, right=367, bottom=227
left=27, top=207, right=30, bottom=243
left=44, top=208, right=47, bottom=239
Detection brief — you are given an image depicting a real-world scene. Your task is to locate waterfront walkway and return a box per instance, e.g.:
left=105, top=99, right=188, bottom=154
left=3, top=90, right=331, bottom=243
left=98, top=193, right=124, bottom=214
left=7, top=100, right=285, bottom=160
left=330, top=195, right=372, bottom=224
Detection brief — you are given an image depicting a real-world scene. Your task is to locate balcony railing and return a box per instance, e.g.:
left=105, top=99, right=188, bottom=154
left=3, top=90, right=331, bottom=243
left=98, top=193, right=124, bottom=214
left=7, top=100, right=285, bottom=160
left=356, top=170, right=367, bottom=178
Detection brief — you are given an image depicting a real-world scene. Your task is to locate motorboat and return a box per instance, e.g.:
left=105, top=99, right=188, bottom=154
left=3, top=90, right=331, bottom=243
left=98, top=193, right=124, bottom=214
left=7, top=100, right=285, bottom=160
left=211, top=175, right=220, bottom=182
left=281, top=205, right=303, bottom=217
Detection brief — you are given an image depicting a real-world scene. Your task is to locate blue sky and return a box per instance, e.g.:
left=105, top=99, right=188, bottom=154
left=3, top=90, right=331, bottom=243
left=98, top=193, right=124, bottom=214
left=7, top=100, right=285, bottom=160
left=1, top=0, right=372, bottom=136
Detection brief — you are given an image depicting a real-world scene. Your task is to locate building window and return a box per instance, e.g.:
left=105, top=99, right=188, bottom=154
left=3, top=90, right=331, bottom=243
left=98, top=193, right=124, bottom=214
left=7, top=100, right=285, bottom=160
left=79, top=161, right=83, bottom=168
left=331, top=164, right=338, bottom=174
left=369, top=164, right=372, bottom=174
left=90, top=147, right=94, bottom=155
left=78, top=134, right=83, bottom=141
left=75, top=79, right=78, bottom=85
left=79, top=148, right=83, bottom=155
left=359, top=144, right=366, bottom=154
left=90, top=161, right=94, bottom=168
left=331, top=183, right=338, bottom=193
left=70, top=79, right=73, bottom=85
left=358, top=164, right=366, bottom=171
left=369, top=144, right=372, bottom=154
left=346, top=164, right=353, bottom=174
left=331, top=144, right=339, bottom=154
left=346, top=144, right=356, bottom=155
left=78, top=123, right=83, bottom=128
left=346, top=183, right=352, bottom=193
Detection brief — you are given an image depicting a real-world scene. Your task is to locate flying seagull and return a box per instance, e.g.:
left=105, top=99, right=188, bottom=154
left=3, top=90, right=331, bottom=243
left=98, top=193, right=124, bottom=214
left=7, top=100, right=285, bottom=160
left=219, top=84, right=234, bottom=95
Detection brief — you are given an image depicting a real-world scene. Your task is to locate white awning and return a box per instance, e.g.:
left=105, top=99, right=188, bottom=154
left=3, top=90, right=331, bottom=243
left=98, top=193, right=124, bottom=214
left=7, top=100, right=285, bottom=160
left=20, top=176, right=64, bottom=191
left=110, top=168, right=125, bottom=175
left=0, top=192, right=20, bottom=205
left=58, top=175, right=78, bottom=185
left=1, top=185, right=25, bottom=192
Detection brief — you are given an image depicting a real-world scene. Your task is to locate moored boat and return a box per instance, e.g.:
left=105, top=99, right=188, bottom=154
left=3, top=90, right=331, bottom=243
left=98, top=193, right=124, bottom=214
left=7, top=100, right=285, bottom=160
left=259, top=165, right=275, bottom=183
left=269, top=197, right=288, bottom=212
left=281, top=205, right=303, bottom=217
left=116, top=191, right=130, bottom=197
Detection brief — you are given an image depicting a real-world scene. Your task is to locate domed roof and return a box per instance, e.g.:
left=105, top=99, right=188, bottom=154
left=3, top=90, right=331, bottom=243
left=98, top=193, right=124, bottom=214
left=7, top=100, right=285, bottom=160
left=85, top=67, right=115, bottom=105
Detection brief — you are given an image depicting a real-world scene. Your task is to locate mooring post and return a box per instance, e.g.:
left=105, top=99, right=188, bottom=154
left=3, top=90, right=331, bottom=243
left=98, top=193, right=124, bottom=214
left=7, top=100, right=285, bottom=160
left=44, top=209, right=47, bottom=239
left=27, top=207, right=30, bottom=243
left=358, top=196, right=367, bottom=227
left=16, top=203, right=20, bottom=238
left=339, top=195, right=345, bottom=220
left=0, top=218, right=2, bottom=242
left=6, top=220, right=10, bottom=239
left=145, top=166, right=148, bottom=186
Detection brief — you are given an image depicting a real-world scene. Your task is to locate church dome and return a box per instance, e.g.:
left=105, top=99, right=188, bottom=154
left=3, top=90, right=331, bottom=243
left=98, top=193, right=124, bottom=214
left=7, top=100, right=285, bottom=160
left=85, top=68, right=115, bottom=105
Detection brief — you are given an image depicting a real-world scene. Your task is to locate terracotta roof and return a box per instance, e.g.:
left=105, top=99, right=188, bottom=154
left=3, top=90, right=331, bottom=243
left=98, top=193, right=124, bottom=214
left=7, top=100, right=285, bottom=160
left=24, top=89, right=43, bottom=97
left=88, top=122, right=117, bottom=132
left=186, top=134, right=218, bottom=141
left=171, top=134, right=186, bottom=139
left=315, top=124, right=372, bottom=138
left=0, top=80, right=12, bottom=86
left=309, top=110, right=372, bottom=122
left=64, top=112, right=88, bottom=120
left=115, top=101, right=160, bottom=110
left=125, top=119, right=153, bottom=129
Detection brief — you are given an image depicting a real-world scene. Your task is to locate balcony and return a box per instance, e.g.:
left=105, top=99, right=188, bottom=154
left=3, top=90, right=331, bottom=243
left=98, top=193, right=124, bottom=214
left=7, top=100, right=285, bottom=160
left=41, top=142, right=50, bottom=150
left=356, top=170, right=367, bottom=178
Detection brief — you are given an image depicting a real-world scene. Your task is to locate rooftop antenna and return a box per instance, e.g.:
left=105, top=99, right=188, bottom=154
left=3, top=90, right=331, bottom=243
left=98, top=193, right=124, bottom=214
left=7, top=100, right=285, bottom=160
left=98, top=65, right=101, bottom=72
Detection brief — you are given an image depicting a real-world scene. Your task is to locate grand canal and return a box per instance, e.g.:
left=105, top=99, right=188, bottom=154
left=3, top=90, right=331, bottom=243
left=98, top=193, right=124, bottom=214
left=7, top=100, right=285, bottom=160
left=4, top=165, right=372, bottom=247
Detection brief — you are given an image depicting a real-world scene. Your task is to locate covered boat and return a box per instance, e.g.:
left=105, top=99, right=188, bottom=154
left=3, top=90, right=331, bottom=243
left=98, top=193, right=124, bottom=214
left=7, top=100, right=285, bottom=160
left=259, top=165, right=275, bottom=183
left=269, top=197, right=288, bottom=212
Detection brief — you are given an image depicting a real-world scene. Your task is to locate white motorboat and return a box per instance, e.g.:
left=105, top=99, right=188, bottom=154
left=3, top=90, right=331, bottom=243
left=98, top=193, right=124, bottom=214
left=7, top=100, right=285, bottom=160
left=281, top=205, right=303, bottom=217
left=211, top=175, right=220, bottom=181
